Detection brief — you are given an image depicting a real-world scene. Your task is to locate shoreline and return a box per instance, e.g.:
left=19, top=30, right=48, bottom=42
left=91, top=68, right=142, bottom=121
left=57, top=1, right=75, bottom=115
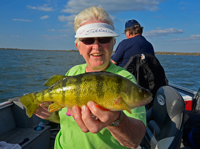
left=155, top=52, right=200, bottom=56
left=0, top=48, right=78, bottom=52
left=1, top=48, right=200, bottom=56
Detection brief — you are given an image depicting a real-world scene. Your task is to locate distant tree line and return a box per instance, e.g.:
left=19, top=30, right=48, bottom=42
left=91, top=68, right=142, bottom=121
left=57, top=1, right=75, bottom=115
left=0, top=48, right=199, bottom=56
left=155, top=52, right=200, bottom=56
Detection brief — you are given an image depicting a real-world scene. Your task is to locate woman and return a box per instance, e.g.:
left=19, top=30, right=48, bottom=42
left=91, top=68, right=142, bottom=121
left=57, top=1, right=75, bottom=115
left=35, top=6, right=146, bottom=149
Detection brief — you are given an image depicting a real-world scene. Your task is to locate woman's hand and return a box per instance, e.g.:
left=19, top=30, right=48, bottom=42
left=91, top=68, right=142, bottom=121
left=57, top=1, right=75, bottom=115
left=67, top=101, right=121, bottom=133
left=34, top=102, right=60, bottom=123
left=34, top=102, right=52, bottom=119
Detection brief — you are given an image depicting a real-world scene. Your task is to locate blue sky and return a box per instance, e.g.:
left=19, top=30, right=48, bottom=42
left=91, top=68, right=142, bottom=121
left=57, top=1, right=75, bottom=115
left=0, top=0, right=200, bottom=52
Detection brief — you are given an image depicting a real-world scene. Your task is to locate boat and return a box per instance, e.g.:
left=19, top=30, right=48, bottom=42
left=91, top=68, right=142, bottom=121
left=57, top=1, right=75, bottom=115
left=0, top=97, right=59, bottom=149
left=0, top=83, right=199, bottom=149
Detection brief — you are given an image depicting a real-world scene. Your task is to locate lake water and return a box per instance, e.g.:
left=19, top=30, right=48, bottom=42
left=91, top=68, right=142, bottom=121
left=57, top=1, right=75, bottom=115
left=0, top=49, right=200, bottom=103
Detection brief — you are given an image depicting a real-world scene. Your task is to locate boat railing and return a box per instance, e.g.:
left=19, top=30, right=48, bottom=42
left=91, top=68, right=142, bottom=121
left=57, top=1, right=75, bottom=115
left=169, top=83, right=197, bottom=96
left=0, top=100, right=13, bottom=109
left=169, top=83, right=200, bottom=111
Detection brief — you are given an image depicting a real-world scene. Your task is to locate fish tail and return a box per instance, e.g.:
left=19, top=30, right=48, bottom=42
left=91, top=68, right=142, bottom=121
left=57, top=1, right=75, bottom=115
left=19, top=93, right=39, bottom=118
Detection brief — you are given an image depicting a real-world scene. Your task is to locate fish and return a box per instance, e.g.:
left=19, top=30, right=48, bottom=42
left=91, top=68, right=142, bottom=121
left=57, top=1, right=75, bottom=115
left=19, top=71, right=152, bottom=118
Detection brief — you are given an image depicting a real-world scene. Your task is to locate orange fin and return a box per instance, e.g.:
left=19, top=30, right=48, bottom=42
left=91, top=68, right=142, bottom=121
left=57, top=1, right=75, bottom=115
left=95, top=105, right=110, bottom=111
left=48, top=103, right=64, bottom=112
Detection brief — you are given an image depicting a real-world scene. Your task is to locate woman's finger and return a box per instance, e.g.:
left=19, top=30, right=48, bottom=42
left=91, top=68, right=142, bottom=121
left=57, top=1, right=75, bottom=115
left=81, top=105, right=102, bottom=133
left=87, top=101, right=120, bottom=126
left=72, top=106, right=89, bottom=133
left=40, top=102, right=51, bottom=108
left=34, top=105, right=51, bottom=119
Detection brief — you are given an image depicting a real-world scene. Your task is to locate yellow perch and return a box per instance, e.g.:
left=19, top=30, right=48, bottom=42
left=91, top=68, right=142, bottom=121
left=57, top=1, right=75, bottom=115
left=19, top=72, right=152, bottom=117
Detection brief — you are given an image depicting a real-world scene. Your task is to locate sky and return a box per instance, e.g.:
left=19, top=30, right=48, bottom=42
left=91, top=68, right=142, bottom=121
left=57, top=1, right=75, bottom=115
left=0, top=0, right=200, bottom=52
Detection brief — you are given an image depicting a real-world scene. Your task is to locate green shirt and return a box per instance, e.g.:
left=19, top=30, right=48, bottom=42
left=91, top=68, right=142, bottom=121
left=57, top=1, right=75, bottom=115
left=54, top=62, right=146, bottom=149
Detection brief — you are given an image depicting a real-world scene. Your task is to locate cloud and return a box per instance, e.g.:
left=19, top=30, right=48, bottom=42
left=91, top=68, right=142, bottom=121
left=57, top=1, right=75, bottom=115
left=58, top=15, right=76, bottom=22
left=179, top=7, right=186, bottom=10
left=179, top=1, right=187, bottom=9
left=41, top=34, right=68, bottom=40
left=40, top=15, right=50, bottom=20
left=58, top=0, right=164, bottom=26
left=58, top=15, right=76, bottom=27
left=11, top=35, right=20, bottom=38
left=13, top=19, right=31, bottom=22
left=47, top=29, right=70, bottom=33
left=57, top=0, right=164, bottom=28
left=48, top=29, right=55, bottom=32
left=60, top=0, right=164, bottom=14
left=27, top=4, right=54, bottom=12
left=152, top=15, right=165, bottom=18
left=169, top=35, right=200, bottom=41
left=63, top=22, right=74, bottom=27
left=179, top=2, right=187, bottom=5
left=144, top=28, right=184, bottom=36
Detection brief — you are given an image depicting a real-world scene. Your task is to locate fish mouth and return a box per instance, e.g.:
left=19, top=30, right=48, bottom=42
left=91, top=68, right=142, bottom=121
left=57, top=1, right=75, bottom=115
left=146, top=97, right=153, bottom=104
left=138, top=97, right=153, bottom=107
left=148, top=97, right=153, bottom=102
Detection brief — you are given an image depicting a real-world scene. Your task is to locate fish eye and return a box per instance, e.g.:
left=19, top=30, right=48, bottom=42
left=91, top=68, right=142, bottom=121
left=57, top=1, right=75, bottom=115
left=139, top=88, right=145, bottom=93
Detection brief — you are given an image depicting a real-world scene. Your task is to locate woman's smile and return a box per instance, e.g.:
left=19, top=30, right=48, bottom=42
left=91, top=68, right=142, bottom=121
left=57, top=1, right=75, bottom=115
left=91, top=53, right=104, bottom=57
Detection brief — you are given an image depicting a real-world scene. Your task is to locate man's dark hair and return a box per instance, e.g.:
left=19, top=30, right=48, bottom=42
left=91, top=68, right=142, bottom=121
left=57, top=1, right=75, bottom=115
left=124, top=23, right=143, bottom=35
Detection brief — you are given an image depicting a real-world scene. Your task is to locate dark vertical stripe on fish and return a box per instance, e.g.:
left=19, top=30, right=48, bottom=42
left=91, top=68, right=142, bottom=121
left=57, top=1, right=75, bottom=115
left=116, top=76, right=123, bottom=94
left=33, top=92, right=37, bottom=103
left=62, top=79, right=66, bottom=104
left=74, top=76, right=82, bottom=104
left=41, top=90, right=45, bottom=102
left=95, top=75, right=104, bottom=99
left=47, top=85, right=54, bottom=101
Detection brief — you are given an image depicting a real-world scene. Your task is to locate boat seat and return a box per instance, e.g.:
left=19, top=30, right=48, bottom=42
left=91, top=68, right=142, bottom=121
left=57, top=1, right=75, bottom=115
left=140, top=86, right=185, bottom=149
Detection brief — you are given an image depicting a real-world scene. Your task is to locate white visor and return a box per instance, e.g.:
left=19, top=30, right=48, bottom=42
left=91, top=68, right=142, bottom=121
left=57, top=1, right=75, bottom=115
left=75, top=23, right=119, bottom=38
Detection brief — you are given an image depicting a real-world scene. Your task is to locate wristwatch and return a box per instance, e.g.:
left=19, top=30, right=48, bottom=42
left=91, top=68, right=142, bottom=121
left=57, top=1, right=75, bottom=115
left=110, top=111, right=123, bottom=127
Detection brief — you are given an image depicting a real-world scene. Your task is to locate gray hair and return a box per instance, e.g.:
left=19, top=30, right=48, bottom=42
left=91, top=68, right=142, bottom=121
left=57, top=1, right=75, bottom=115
left=74, top=6, right=115, bottom=45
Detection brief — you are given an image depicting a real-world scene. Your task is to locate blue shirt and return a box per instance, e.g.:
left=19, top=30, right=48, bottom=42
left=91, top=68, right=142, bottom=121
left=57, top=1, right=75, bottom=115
left=112, top=35, right=154, bottom=67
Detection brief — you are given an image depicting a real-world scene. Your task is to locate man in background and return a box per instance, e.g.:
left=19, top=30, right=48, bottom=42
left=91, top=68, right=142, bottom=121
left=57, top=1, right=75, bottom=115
left=112, top=20, right=168, bottom=109
left=111, top=19, right=154, bottom=67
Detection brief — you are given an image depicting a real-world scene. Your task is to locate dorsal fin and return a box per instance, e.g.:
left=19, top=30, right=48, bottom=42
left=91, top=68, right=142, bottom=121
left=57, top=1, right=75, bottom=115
left=44, top=75, right=66, bottom=86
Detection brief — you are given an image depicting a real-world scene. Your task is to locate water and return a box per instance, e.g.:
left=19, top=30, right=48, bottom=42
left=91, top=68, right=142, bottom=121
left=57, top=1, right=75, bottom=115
left=0, top=49, right=85, bottom=102
left=156, top=54, right=200, bottom=91
left=0, top=49, right=200, bottom=103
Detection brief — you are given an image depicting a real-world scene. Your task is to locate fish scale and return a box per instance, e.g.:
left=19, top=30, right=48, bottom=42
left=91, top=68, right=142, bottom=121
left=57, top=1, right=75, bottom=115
left=19, top=71, right=153, bottom=117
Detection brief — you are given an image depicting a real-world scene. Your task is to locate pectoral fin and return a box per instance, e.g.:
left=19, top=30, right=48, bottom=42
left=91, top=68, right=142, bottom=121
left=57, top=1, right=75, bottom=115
left=121, top=101, right=132, bottom=114
left=48, top=103, right=64, bottom=112
left=44, top=75, right=66, bottom=86
left=116, top=92, right=132, bottom=114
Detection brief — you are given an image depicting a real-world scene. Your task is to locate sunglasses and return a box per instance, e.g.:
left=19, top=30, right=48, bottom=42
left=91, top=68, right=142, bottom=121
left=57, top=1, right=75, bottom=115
left=80, top=37, right=112, bottom=45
